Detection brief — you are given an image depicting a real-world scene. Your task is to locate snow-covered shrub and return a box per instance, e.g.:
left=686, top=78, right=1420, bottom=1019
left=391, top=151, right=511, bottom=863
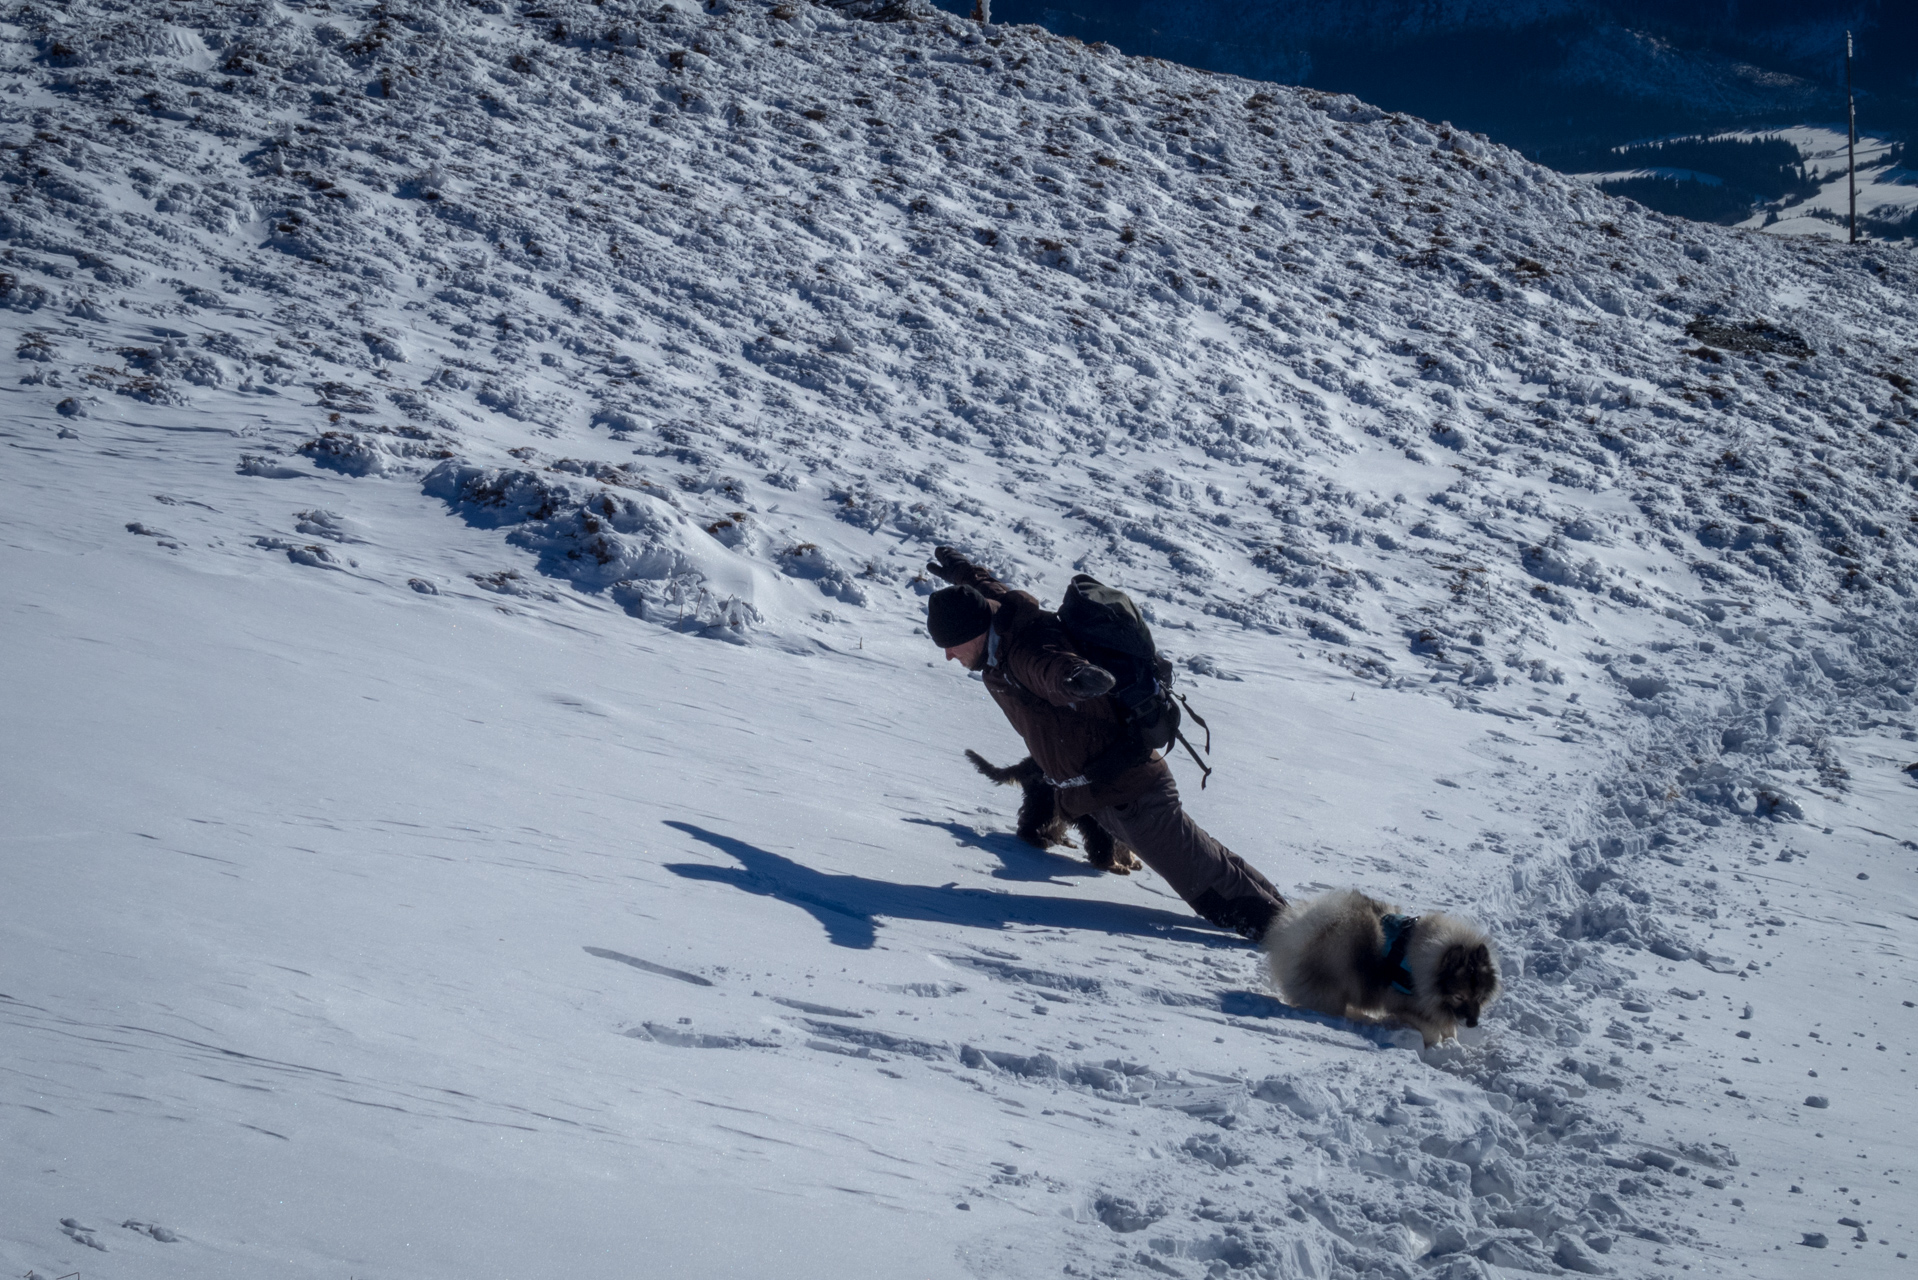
left=777, top=543, right=867, bottom=604
left=424, top=461, right=762, bottom=631
left=300, top=431, right=391, bottom=476
left=1521, top=539, right=1604, bottom=591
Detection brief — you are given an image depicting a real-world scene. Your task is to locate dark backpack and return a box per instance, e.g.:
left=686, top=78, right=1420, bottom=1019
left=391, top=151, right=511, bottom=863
left=1057, top=574, right=1213, bottom=787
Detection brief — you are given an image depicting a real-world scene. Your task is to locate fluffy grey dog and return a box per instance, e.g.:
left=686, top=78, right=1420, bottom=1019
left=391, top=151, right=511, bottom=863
left=1263, top=889, right=1501, bottom=1046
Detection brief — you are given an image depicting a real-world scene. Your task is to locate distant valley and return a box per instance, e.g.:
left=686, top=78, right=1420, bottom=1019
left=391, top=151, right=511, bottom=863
left=942, top=0, right=1918, bottom=237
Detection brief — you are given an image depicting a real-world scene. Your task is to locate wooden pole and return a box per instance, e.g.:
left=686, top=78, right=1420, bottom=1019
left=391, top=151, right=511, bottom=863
left=1847, top=30, right=1857, bottom=244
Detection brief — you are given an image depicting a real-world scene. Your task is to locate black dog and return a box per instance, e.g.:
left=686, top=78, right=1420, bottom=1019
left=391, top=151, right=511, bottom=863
left=964, top=750, right=1144, bottom=874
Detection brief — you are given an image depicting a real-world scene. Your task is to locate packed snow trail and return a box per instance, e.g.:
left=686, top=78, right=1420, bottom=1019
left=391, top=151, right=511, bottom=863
left=3, top=1, right=1917, bottom=1277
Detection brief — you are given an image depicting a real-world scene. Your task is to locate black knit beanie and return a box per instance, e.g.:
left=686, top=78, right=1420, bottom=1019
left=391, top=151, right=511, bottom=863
left=927, top=585, right=993, bottom=647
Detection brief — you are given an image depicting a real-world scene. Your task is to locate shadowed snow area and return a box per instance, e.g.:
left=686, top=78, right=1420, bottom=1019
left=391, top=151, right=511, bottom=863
left=3, top=1, right=1917, bottom=1278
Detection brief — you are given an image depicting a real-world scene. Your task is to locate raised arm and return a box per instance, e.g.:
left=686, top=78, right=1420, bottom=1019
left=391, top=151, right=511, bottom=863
left=925, top=546, right=1013, bottom=602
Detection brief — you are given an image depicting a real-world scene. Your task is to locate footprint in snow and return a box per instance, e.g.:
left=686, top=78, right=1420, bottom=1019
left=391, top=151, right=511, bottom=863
left=627, top=1022, right=779, bottom=1049
left=59, top=1218, right=107, bottom=1251
left=236, top=454, right=308, bottom=479
left=583, top=945, right=712, bottom=986
left=293, top=508, right=365, bottom=542
left=255, top=536, right=348, bottom=569
left=125, top=521, right=183, bottom=549
left=123, top=1219, right=181, bottom=1242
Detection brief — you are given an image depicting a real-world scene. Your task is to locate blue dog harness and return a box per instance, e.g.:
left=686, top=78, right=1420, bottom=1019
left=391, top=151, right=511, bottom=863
left=1380, top=913, right=1420, bottom=995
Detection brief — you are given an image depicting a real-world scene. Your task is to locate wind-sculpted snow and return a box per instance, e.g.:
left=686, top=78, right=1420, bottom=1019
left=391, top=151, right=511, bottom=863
left=4, top=1, right=1917, bottom=1277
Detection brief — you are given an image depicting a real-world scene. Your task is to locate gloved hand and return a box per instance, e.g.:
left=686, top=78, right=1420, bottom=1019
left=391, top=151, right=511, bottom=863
left=926, top=545, right=974, bottom=584
left=1064, top=664, right=1116, bottom=699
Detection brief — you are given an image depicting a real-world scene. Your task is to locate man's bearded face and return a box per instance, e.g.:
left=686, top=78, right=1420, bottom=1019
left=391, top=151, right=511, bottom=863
left=944, top=632, right=988, bottom=671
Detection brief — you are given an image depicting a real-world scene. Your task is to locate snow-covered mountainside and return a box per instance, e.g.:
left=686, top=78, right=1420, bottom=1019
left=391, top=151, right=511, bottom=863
left=4, top=1, right=1917, bottom=1277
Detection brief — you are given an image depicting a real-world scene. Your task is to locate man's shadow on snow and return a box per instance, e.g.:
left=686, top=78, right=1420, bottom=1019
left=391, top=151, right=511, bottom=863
left=662, top=820, right=1224, bottom=950
left=900, top=817, right=1105, bottom=883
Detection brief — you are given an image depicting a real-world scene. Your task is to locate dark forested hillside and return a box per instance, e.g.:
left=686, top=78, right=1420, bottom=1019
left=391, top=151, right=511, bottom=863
left=945, top=0, right=1916, bottom=203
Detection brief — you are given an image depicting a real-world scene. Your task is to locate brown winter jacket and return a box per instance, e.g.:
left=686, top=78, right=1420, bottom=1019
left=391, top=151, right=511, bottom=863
left=953, top=564, right=1170, bottom=818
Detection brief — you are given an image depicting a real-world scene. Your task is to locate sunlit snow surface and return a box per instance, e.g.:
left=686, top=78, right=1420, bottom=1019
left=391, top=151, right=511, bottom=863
left=3, top=1, right=1918, bottom=1277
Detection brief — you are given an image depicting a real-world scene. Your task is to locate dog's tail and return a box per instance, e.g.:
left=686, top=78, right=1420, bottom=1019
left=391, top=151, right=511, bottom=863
left=964, top=749, right=1024, bottom=785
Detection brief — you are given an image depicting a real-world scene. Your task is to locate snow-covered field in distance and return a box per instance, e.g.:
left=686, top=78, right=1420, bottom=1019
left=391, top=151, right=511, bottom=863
left=1572, top=127, right=1918, bottom=242
left=3, top=0, right=1917, bottom=1277
left=1728, top=128, right=1918, bottom=242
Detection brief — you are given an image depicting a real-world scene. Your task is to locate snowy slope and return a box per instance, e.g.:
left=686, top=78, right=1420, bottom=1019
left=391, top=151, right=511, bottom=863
left=4, top=1, right=1918, bottom=1278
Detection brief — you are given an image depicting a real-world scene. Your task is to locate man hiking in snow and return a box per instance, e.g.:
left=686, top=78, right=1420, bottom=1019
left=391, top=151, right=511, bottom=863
left=924, top=547, right=1287, bottom=940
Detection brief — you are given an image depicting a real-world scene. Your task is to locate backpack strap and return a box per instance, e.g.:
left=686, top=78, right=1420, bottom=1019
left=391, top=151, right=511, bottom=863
left=1176, top=694, right=1211, bottom=753
left=1171, top=694, right=1213, bottom=787
left=1173, top=727, right=1214, bottom=789
left=1379, top=914, right=1420, bottom=995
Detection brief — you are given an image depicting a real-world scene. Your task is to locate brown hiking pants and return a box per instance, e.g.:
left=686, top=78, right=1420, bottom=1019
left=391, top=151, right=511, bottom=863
left=1085, top=770, right=1286, bottom=939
